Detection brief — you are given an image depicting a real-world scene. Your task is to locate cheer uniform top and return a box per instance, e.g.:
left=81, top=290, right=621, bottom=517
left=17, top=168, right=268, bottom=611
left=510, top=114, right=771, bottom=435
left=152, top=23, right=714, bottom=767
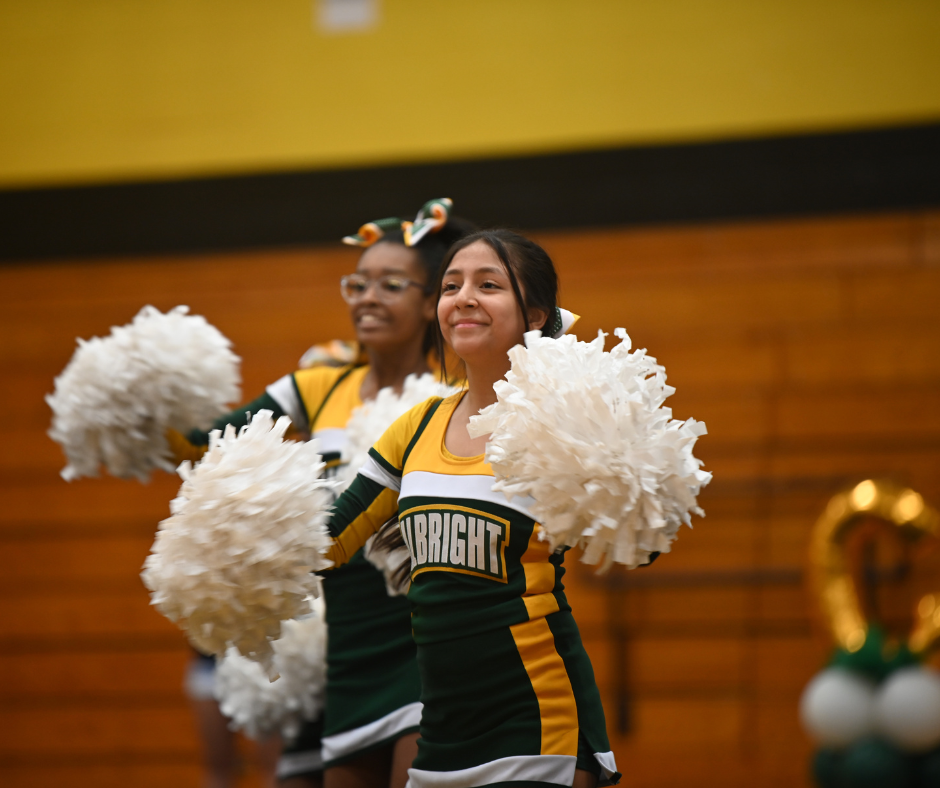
left=327, top=392, right=620, bottom=788
left=188, top=364, right=422, bottom=775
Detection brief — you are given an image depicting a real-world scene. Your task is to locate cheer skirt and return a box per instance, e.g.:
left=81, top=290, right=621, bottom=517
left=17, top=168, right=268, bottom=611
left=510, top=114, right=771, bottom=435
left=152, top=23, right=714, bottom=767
left=407, top=609, right=619, bottom=788
left=282, top=553, right=422, bottom=772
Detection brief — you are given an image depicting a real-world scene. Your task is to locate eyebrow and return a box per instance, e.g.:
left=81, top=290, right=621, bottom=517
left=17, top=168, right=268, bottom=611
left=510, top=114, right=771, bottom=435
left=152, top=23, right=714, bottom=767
left=443, top=265, right=506, bottom=277
left=356, top=267, right=410, bottom=276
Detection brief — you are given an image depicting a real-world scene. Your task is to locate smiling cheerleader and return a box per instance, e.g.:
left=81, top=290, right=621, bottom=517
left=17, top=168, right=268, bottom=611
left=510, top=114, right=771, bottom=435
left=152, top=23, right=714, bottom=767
left=325, top=231, right=622, bottom=788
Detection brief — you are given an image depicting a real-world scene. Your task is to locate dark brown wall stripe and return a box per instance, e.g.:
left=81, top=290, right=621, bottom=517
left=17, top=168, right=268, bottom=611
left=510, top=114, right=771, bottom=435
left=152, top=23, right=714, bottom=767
left=2, top=122, right=939, bottom=261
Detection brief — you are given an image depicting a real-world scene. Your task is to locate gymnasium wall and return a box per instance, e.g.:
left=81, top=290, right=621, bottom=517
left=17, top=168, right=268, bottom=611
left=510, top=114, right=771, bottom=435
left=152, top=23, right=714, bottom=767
left=1, top=1, right=940, bottom=188
left=3, top=208, right=939, bottom=787
left=3, top=3, right=940, bottom=785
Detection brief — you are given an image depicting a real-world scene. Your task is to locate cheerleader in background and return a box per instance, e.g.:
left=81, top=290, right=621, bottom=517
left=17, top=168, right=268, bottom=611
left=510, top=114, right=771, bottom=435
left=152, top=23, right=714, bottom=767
left=171, top=200, right=473, bottom=788
left=323, top=230, right=620, bottom=788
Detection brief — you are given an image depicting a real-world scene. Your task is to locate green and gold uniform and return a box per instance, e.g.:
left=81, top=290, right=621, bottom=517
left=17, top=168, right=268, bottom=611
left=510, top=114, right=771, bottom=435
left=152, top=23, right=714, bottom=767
left=189, top=364, right=422, bottom=777
left=327, top=392, right=620, bottom=788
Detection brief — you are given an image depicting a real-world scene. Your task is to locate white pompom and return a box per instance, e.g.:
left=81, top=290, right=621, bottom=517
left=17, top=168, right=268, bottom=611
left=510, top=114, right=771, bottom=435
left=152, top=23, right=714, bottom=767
left=141, top=411, right=334, bottom=672
left=47, top=305, right=240, bottom=482
left=341, top=373, right=458, bottom=594
left=469, top=329, right=710, bottom=570
left=215, top=597, right=328, bottom=740
left=800, top=668, right=876, bottom=746
left=874, top=666, right=940, bottom=752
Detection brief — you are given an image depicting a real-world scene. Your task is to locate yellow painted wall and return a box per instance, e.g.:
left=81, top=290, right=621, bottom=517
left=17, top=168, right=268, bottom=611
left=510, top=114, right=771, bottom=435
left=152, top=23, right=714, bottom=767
left=1, top=0, right=939, bottom=188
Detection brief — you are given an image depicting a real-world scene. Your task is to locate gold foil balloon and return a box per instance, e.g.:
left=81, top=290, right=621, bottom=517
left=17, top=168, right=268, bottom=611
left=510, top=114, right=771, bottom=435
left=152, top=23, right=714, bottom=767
left=809, top=480, right=940, bottom=655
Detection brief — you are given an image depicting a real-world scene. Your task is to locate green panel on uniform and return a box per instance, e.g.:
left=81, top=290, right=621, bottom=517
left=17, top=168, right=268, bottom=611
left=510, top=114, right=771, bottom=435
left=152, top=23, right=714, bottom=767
left=414, top=624, right=543, bottom=772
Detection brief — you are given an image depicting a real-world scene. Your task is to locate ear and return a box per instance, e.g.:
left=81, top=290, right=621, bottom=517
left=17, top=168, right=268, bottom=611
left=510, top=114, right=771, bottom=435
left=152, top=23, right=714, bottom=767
left=527, top=307, right=549, bottom=333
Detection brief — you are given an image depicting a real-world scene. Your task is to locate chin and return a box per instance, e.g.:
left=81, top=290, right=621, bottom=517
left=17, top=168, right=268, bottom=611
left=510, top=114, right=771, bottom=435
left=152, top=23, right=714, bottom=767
left=356, top=326, right=392, bottom=343
left=449, top=340, right=492, bottom=364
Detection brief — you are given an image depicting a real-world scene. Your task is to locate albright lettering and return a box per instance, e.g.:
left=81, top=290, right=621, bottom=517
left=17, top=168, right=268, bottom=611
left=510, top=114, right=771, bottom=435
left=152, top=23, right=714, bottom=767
left=400, top=506, right=509, bottom=582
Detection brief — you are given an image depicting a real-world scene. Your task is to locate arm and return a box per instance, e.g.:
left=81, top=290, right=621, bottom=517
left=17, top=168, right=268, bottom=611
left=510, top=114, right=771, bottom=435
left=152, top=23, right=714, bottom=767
left=185, top=391, right=287, bottom=448
left=166, top=371, right=317, bottom=464
left=325, top=396, right=442, bottom=567
left=164, top=390, right=288, bottom=466
left=326, top=471, right=400, bottom=567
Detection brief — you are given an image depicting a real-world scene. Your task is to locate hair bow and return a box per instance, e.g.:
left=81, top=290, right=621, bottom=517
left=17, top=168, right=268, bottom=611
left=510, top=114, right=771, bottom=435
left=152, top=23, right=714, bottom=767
left=402, top=198, right=453, bottom=247
left=342, top=216, right=404, bottom=248
left=549, top=307, right=579, bottom=338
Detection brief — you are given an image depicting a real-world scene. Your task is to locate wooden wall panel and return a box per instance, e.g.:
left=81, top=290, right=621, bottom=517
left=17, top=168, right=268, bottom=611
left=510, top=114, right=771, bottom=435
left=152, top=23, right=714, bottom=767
left=2, top=209, right=939, bottom=787
left=2, top=764, right=203, bottom=788
left=0, top=650, right=190, bottom=697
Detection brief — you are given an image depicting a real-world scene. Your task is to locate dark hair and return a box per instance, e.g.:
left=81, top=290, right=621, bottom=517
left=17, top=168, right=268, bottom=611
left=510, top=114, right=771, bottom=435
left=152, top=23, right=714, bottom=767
left=368, top=216, right=476, bottom=355
left=433, top=229, right=559, bottom=380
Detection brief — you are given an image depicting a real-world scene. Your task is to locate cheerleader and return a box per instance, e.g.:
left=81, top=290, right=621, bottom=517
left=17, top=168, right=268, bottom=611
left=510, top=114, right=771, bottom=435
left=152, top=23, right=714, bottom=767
left=172, top=200, right=473, bottom=788
left=325, top=230, right=619, bottom=788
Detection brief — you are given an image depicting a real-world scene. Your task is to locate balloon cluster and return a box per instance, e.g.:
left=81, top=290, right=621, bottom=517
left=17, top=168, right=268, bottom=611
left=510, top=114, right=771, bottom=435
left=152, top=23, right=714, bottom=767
left=801, top=630, right=940, bottom=787
left=801, top=481, right=940, bottom=787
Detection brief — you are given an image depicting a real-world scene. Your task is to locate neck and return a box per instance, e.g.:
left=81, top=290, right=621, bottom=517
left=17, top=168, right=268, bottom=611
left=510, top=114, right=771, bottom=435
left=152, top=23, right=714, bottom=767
left=361, top=342, right=430, bottom=401
left=462, top=352, right=512, bottom=415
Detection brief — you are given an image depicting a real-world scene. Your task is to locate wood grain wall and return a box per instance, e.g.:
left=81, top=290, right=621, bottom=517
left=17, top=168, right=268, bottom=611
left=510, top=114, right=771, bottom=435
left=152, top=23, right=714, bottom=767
left=1, top=209, right=938, bottom=787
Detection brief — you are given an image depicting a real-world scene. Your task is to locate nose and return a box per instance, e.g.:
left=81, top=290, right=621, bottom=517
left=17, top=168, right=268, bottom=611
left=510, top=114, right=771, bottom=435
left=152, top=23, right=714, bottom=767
left=454, top=281, right=477, bottom=308
left=357, top=279, right=381, bottom=304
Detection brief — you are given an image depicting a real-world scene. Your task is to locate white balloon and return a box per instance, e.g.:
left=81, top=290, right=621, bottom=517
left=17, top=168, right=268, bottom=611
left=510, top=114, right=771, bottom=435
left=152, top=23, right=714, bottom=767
left=800, top=668, right=876, bottom=746
left=874, top=666, right=940, bottom=752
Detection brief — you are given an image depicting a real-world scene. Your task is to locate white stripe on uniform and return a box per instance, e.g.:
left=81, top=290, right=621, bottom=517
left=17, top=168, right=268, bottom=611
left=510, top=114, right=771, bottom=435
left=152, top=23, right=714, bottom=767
left=266, top=374, right=308, bottom=432
left=359, top=455, right=402, bottom=492
left=400, top=471, right=536, bottom=520
left=313, top=427, right=348, bottom=456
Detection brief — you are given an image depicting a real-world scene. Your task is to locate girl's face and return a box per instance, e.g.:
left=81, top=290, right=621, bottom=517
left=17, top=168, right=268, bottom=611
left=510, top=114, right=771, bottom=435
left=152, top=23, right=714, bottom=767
left=438, top=240, right=545, bottom=367
left=348, top=243, right=436, bottom=352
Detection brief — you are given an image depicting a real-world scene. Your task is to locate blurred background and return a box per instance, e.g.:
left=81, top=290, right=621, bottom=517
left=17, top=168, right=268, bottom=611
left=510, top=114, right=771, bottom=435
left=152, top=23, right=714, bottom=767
left=2, top=1, right=940, bottom=786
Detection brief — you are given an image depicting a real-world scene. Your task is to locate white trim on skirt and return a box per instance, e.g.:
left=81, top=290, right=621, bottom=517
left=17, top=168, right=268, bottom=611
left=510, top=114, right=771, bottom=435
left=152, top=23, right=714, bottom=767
left=322, top=701, right=422, bottom=765
left=277, top=749, right=324, bottom=779
left=406, top=754, right=578, bottom=788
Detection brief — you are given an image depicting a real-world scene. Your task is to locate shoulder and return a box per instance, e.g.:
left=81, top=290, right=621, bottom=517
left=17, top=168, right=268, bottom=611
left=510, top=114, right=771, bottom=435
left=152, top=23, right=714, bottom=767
left=292, top=364, right=361, bottom=409
left=372, top=394, right=449, bottom=469
left=438, top=391, right=465, bottom=410
left=292, top=363, right=355, bottom=390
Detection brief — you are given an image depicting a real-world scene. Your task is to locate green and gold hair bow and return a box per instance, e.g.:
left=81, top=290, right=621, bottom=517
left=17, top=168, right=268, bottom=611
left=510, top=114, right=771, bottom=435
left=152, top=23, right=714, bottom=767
left=402, top=197, right=453, bottom=246
left=342, top=198, right=453, bottom=248
left=342, top=216, right=404, bottom=248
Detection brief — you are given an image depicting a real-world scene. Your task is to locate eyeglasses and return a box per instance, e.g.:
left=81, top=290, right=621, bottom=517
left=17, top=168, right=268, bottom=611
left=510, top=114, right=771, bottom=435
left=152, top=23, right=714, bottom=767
left=340, top=274, right=427, bottom=303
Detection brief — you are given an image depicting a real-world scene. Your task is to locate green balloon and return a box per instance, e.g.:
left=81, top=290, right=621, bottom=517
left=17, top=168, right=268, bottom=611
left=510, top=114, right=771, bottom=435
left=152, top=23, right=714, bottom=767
left=841, top=738, right=913, bottom=788
left=915, top=747, right=940, bottom=788
left=812, top=748, right=841, bottom=788
left=829, top=626, right=919, bottom=683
